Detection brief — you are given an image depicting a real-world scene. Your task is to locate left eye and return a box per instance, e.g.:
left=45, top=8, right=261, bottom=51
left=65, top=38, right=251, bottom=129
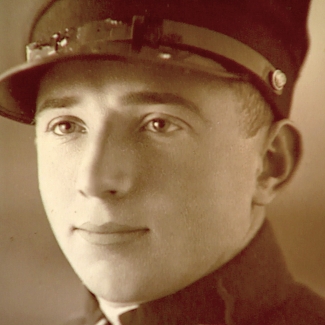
left=144, top=118, right=180, bottom=133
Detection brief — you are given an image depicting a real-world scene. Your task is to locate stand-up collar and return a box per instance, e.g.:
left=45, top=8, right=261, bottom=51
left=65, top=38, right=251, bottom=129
left=85, top=220, right=294, bottom=325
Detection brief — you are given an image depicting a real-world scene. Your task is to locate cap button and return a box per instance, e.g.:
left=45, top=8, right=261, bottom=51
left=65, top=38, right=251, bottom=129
left=271, top=69, right=287, bottom=91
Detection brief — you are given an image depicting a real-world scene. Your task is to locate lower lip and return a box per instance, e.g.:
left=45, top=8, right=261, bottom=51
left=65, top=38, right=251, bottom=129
left=76, top=229, right=148, bottom=246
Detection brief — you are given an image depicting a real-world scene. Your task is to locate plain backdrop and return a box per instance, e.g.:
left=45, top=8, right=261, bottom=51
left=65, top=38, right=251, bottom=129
left=0, top=1, right=324, bottom=324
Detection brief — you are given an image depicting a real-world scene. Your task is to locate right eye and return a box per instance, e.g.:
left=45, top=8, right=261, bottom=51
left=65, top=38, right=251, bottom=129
left=48, top=118, right=86, bottom=136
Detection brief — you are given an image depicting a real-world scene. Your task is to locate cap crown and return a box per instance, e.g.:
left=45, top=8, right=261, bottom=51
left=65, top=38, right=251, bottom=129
left=0, top=0, right=311, bottom=123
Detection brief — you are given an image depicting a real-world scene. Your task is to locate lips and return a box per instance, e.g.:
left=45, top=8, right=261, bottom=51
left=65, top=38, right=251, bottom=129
left=75, top=221, right=149, bottom=245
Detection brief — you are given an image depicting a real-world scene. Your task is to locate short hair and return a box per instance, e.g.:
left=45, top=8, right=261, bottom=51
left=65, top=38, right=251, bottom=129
left=231, top=81, right=275, bottom=137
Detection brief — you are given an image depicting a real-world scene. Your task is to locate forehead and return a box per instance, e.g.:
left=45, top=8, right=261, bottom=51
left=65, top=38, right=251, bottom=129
left=38, top=59, right=238, bottom=96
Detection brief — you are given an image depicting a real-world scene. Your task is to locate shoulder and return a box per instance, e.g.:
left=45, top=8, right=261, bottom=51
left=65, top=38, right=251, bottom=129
left=262, top=283, right=325, bottom=325
left=282, top=283, right=325, bottom=324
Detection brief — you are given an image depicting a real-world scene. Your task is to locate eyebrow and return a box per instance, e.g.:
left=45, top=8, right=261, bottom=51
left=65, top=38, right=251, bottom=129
left=36, top=96, right=80, bottom=114
left=121, top=91, right=200, bottom=114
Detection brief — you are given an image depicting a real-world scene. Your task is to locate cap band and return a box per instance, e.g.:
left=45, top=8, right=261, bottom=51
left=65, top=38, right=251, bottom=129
left=26, top=15, right=286, bottom=95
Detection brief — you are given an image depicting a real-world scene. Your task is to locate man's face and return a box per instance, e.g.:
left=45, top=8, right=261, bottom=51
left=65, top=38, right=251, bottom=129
left=35, top=60, right=268, bottom=305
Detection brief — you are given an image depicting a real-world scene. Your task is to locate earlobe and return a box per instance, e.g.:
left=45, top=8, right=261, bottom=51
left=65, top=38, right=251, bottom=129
left=253, top=119, right=302, bottom=206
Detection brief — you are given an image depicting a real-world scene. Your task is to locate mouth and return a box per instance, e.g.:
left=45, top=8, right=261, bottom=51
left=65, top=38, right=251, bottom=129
left=74, top=222, right=149, bottom=246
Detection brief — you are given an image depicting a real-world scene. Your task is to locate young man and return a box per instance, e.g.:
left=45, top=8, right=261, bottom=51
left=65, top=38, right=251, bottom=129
left=0, top=0, right=324, bottom=324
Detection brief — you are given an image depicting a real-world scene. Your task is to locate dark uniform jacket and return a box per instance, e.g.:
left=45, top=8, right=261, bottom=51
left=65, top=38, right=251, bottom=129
left=68, top=221, right=325, bottom=325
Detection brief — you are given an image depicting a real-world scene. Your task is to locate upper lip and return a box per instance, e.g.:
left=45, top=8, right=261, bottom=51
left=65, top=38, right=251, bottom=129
left=75, top=222, right=148, bottom=234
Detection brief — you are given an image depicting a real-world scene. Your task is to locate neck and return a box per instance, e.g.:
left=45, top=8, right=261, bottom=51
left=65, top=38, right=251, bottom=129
left=242, top=204, right=266, bottom=249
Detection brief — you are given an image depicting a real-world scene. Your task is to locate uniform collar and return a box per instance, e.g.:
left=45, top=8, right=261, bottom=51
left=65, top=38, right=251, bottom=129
left=85, top=220, right=294, bottom=325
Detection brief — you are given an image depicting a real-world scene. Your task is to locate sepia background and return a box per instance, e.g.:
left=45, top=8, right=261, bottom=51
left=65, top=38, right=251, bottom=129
left=0, top=1, right=325, bottom=324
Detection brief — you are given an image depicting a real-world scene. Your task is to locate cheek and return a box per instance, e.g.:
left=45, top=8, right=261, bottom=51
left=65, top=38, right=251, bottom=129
left=166, top=135, right=259, bottom=231
left=36, top=140, right=78, bottom=225
left=142, top=131, right=256, bottom=212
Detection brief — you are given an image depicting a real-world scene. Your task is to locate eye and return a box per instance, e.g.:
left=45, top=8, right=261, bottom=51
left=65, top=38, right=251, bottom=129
left=144, top=118, right=181, bottom=133
left=48, top=118, right=86, bottom=136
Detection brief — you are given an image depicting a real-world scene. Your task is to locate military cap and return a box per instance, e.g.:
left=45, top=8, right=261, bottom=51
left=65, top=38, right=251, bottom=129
left=0, top=0, right=311, bottom=124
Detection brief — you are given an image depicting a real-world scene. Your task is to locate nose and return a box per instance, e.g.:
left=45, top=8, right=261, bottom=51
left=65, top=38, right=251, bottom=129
left=76, top=134, right=137, bottom=199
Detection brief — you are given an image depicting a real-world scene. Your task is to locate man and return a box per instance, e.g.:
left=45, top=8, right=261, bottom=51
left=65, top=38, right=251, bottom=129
left=0, top=0, right=324, bottom=324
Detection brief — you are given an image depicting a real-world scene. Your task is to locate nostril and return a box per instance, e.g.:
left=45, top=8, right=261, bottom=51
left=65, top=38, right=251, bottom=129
left=78, top=189, right=88, bottom=198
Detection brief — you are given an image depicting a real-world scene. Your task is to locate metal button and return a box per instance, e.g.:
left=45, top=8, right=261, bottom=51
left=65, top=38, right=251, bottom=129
left=271, top=69, right=287, bottom=91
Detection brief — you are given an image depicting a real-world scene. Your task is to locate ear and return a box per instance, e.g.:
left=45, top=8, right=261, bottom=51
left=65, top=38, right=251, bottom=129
left=253, top=119, right=302, bottom=206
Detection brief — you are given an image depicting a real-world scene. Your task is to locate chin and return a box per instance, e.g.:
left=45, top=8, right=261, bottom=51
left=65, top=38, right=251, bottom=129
left=74, top=262, right=149, bottom=303
left=87, top=280, right=148, bottom=305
